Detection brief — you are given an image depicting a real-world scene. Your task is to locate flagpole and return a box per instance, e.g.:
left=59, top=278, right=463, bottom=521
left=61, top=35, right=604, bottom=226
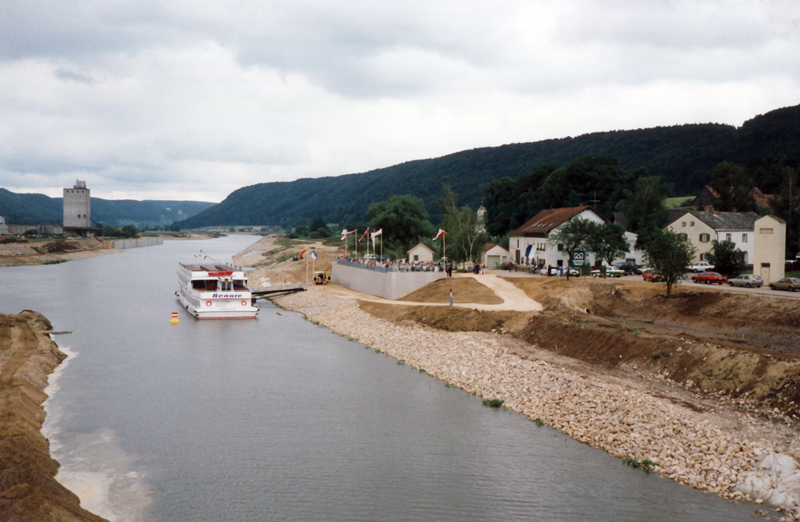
left=355, top=229, right=358, bottom=258
left=306, top=248, right=309, bottom=285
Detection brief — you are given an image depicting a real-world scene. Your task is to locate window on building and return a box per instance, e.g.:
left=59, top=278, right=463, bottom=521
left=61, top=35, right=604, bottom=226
left=690, top=221, right=695, bottom=226
left=679, top=233, right=688, bottom=240
left=557, top=244, right=563, bottom=252
left=760, top=228, right=774, bottom=235
left=414, top=255, right=419, bottom=261
left=700, top=253, right=705, bottom=261
left=699, top=233, right=710, bottom=242
left=516, top=239, right=519, bottom=248
left=742, top=233, right=747, bottom=243
left=726, top=233, right=731, bottom=241
left=682, top=221, right=686, bottom=227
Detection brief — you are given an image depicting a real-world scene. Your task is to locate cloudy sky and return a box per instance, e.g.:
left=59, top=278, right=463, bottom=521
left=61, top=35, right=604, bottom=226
left=1, top=0, right=798, bottom=202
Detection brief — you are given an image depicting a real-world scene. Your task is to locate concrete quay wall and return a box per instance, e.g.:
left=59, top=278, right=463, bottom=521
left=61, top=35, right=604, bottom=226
left=107, top=237, right=164, bottom=250
left=332, top=262, right=446, bottom=300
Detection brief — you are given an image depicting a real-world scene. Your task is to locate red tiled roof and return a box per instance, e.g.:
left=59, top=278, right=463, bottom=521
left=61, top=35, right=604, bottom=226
left=510, top=206, right=600, bottom=237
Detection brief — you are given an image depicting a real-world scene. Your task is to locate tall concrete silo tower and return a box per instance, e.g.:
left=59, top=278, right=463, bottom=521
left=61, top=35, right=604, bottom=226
left=63, top=180, right=93, bottom=236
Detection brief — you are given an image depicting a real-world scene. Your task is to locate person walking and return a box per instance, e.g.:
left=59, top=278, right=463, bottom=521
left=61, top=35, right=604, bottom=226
left=449, top=289, right=453, bottom=306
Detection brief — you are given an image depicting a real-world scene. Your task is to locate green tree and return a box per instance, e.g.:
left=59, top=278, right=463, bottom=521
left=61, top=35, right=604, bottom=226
left=640, top=228, right=696, bottom=297
left=705, top=240, right=746, bottom=277
left=771, top=166, right=800, bottom=257
left=367, top=195, right=433, bottom=253
left=586, top=222, right=630, bottom=277
left=438, top=185, right=488, bottom=265
left=548, top=218, right=596, bottom=263
left=709, top=162, right=754, bottom=211
left=615, top=176, right=669, bottom=232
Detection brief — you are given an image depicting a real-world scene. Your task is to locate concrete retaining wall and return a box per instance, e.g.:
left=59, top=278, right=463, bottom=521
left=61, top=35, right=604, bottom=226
left=111, top=237, right=164, bottom=250
left=332, top=262, right=446, bottom=300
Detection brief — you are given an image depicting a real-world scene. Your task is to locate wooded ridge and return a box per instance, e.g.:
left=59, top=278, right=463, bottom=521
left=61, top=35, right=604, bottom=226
left=182, top=103, right=800, bottom=228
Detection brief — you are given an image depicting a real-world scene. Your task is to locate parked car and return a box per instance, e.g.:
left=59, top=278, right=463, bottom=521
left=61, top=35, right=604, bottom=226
left=591, top=266, right=623, bottom=278
left=691, top=271, right=727, bottom=285
left=538, top=266, right=579, bottom=276
left=642, top=269, right=665, bottom=282
left=613, top=261, right=642, bottom=275
left=769, top=278, right=800, bottom=292
left=728, top=274, right=764, bottom=288
left=688, top=261, right=715, bottom=272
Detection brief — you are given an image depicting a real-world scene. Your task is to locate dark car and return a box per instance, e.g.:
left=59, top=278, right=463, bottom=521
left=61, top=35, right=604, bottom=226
left=613, top=262, right=641, bottom=275
left=769, top=278, right=800, bottom=292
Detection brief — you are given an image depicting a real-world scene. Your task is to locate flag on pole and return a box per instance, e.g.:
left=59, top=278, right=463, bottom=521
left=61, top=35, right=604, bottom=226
left=341, top=229, right=355, bottom=241
left=370, top=229, right=381, bottom=251
left=359, top=228, right=370, bottom=241
left=525, top=244, right=533, bottom=259
left=433, top=229, right=446, bottom=240
left=298, top=247, right=307, bottom=259
left=311, top=250, right=317, bottom=260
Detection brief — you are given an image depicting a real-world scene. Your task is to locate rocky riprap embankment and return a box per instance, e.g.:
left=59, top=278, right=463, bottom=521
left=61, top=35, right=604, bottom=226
left=276, top=290, right=800, bottom=520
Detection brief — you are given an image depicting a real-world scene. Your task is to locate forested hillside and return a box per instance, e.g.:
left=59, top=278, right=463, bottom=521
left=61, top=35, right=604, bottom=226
left=181, top=104, right=800, bottom=228
left=0, top=189, right=214, bottom=228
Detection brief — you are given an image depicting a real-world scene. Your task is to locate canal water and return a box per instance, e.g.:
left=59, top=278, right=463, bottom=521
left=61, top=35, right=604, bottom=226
left=0, top=236, right=760, bottom=521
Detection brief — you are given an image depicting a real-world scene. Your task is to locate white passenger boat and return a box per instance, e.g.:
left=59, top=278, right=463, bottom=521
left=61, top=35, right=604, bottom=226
left=176, top=262, right=259, bottom=319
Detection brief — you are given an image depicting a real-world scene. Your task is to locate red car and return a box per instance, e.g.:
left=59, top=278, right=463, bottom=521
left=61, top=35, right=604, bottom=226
left=691, top=271, right=727, bottom=285
left=642, top=269, right=665, bottom=282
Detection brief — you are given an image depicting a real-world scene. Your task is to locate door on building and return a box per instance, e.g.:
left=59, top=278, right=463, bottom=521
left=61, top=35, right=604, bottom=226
left=515, top=250, right=520, bottom=264
left=761, top=263, right=770, bottom=284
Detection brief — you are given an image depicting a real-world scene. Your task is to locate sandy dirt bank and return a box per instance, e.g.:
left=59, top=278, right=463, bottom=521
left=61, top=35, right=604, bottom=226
left=0, top=239, right=118, bottom=267
left=0, top=311, right=107, bottom=522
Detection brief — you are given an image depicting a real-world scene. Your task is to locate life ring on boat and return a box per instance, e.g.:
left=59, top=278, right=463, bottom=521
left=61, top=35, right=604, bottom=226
left=241, top=300, right=247, bottom=306
left=205, top=301, right=212, bottom=307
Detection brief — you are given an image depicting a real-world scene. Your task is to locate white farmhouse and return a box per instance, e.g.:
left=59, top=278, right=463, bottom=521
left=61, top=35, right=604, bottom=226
left=509, top=206, right=602, bottom=268
left=667, top=211, right=758, bottom=264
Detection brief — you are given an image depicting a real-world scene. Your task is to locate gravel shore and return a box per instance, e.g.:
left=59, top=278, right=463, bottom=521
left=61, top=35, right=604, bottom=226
left=276, top=288, right=800, bottom=519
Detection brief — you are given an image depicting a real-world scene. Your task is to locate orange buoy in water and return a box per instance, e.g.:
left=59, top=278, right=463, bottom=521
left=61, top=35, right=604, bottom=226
left=171, top=312, right=179, bottom=324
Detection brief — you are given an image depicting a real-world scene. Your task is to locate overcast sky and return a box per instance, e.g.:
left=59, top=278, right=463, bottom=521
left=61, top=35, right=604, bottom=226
left=1, top=0, right=798, bottom=202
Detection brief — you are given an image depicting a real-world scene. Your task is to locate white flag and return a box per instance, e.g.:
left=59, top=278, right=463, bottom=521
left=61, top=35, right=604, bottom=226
left=433, top=228, right=446, bottom=240
left=370, top=228, right=382, bottom=239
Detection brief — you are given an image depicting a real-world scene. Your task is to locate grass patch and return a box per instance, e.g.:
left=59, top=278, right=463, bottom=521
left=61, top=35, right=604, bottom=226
left=482, top=398, right=505, bottom=408
left=418, top=368, right=426, bottom=374
left=623, top=457, right=658, bottom=472
left=534, top=418, right=544, bottom=427
left=397, top=360, right=405, bottom=365
left=43, top=259, right=67, bottom=265
left=650, top=350, right=670, bottom=360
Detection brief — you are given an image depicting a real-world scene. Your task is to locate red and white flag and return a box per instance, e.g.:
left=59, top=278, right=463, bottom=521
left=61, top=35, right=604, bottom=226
left=370, top=228, right=382, bottom=240
left=433, top=228, right=446, bottom=240
left=359, top=228, right=370, bottom=241
left=341, top=229, right=355, bottom=241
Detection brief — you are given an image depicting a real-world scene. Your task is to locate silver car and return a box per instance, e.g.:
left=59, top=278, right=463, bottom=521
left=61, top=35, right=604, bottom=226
left=769, top=278, right=800, bottom=292
left=728, top=274, right=764, bottom=288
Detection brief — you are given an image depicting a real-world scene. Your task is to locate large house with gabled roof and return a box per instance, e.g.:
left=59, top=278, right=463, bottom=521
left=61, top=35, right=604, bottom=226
left=509, top=206, right=608, bottom=268
left=667, top=210, right=758, bottom=264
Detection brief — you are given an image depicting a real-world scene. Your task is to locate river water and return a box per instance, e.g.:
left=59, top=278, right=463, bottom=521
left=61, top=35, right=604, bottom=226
left=0, top=236, right=759, bottom=521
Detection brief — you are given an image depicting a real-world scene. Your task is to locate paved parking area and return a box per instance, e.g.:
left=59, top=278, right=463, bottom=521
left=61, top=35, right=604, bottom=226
left=487, top=269, right=800, bottom=299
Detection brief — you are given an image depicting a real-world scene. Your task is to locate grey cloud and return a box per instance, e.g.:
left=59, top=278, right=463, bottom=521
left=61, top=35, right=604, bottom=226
left=54, top=68, right=95, bottom=83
